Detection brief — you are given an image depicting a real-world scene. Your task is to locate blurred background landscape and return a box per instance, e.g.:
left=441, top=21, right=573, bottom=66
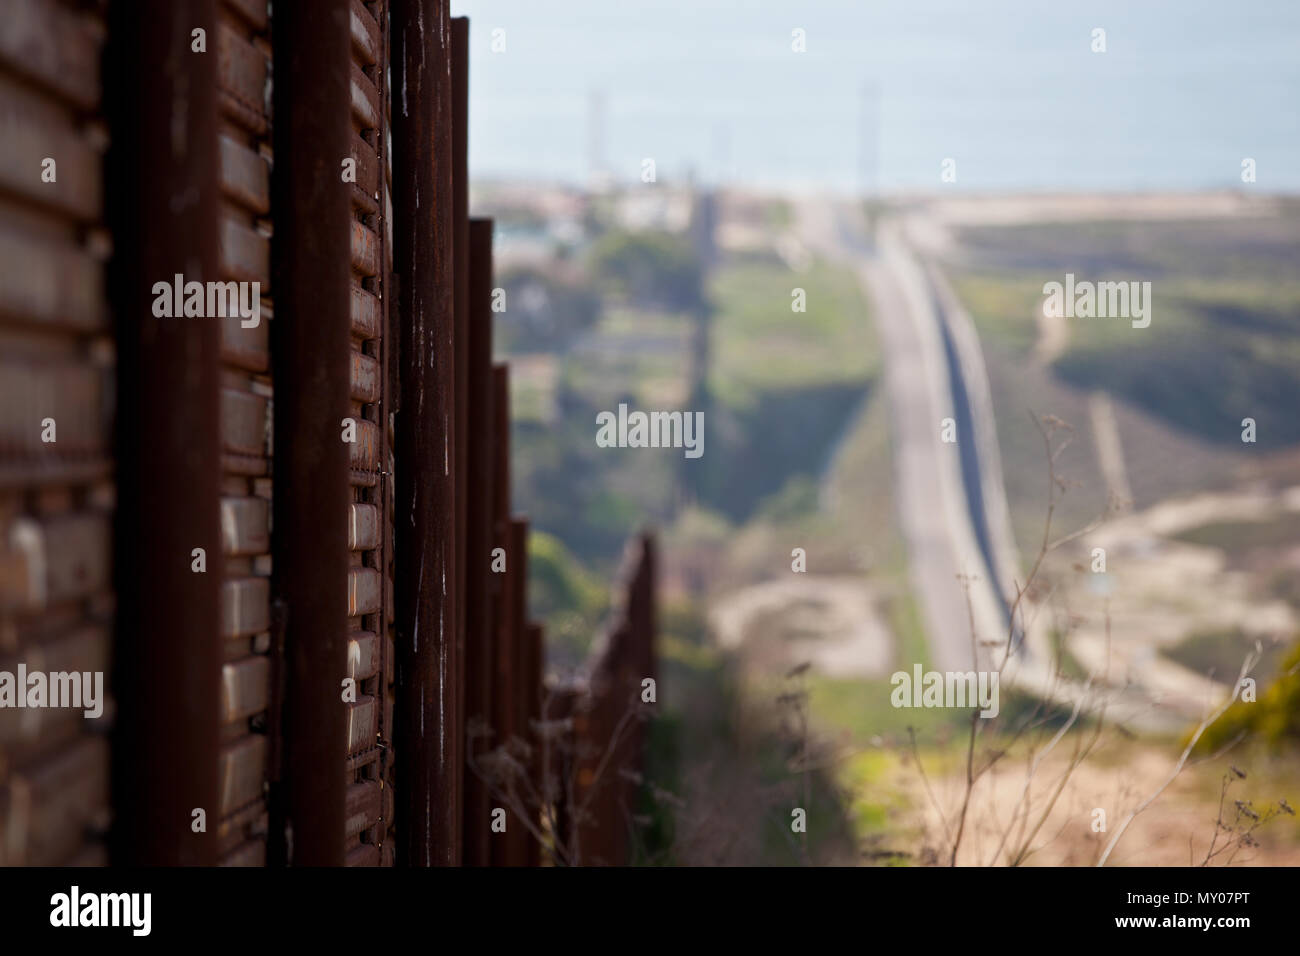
left=455, top=0, right=1300, bottom=864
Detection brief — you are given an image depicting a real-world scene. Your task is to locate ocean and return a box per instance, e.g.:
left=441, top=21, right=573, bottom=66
left=452, top=0, right=1300, bottom=193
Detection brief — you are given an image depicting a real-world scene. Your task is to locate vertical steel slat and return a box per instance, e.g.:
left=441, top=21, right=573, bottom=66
left=523, top=622, right=542, bottom=867
left=391, top=0, right=460, bottom=867
left=462, top=218, right=496, bottom=865
left=108, top=0, right=224, bottom=866
left=560, top=534, right=658, bottom=865
left=549, top=684, right=579, bottom=862
left=635, top=532, right=657, bottom=717
left=508, top=516, right=529, bottom=866
left=489, top=363, right=512, bottom=866
left=376, top=0, right=398, bottom=868
left=450, top=12, right=470, bottom=871
left=269, top=0, right=354, bottom=866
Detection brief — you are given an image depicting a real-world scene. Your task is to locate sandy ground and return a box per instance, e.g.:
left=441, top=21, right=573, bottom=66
left=708, top=575, right=892, bottom=678
left=901, top=191, right=1282, bottom=259
left=1057, top=486, right=1300, bottom=720
left=890, top=740, right=1300, bottom=867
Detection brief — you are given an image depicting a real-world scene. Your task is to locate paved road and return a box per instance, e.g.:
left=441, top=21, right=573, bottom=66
left=791, top=198, right=1244, bottom=731
left=796, top=199, right=1008, bottom=672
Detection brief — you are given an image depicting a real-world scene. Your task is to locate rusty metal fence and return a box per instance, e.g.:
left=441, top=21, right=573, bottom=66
left=0, top=0, right=656, bottom=868
left=551, top=533, right=658, bottom=866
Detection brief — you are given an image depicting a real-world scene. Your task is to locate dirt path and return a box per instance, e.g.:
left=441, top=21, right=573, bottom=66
left=708, top=575, right=892, bottom=678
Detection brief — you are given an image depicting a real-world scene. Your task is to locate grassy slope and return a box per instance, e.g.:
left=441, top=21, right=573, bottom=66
left=945, top=214, right=1300, bottom=558
left=710, top=256, right=879, bottom=409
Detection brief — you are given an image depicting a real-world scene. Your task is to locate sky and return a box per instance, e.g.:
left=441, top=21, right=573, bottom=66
left=451, top=0, right=1300, bottom=193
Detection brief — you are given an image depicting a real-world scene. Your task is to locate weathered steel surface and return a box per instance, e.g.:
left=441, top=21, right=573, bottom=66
left=3, top=0, right=659, bottom=871
left=268, top=0, right=353, bottom=866
left=214, top=0, right=278, bottom=866
left=0, top=0, right=114, bottom=865
left=489, top=363, right=512, bottom=866
left=108, top=0, right=224, bottom=867
left=554, top=533, right=658, bottom=866
left=462, top=218, right=496, bottom=866
left=345, top=0, right=395, bottom=864
left=507, top=517, right=530, bottom=866
left=523, top=621, right=544, bottom=867
left=450, top=12, right=470, bottom=872
left=391, top=0, right=460, bottom=867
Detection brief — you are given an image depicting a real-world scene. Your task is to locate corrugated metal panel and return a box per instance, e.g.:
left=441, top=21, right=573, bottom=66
left=349, top=60, right=381, bottom=131
left=222, top=577, right=271, bottom=637
left=0, top=227, right=107, bottom=331
left=348, top=419, right=381, bottom=475
left=219, top=840, right=266, bottom=867
left=349, top=1, right=380, bottom=65
left=347, top=503, right=380, bottom=551
left=344, top=0, right=392, bottom=866
left=350, top=351, right=381, bottom=404
left=217, top=21, right=269, bottom=132
left=0, top=626, right=109, bottom=750
left=0, top=0, right=101, bottom=110
left=220, top=656, right=271, bottom=723
left=219, top=134, right=271, bottom=214
left=351, top=286, right=381, bottom=339
left=0, top=0, right=113, bottom=867
left=345, top=843, right=380, bottom=867
left=346, top=696, right=376, bottom=754
left=214, top=0, right=275, bottom=865
left=345, top=780, right=382, bottom=837
left=351, top=220, right=380, bottom=277
left=0, top=736, right=109, bottom=866
left=349, top=130, right=381, bottom=208
left=218, top=734, right=267, bottom=817
left=220, top=216, right=272, bottom=285
left=0, top=76, right=102, bottom=220
left=220, top=387, right=269, bottom=457
left=221, top=307, right=271, bottom=373
left=347, top=567, right=382, bottom=617
left=0, top=514, right=110, bottom=608
left=221, top=495, right=270, bottom=556
left=348, top=630, right=379, bottom=681
left=0, top=363, right=108, bottom=484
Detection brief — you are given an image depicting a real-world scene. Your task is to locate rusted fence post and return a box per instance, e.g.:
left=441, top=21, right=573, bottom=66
left=524, top=621, right=544, bottom=867
left=108, top=0, right=223, bottom=867
left=508, top=516, right=530, bottom=865
left=451, top=13, right=471, bottom=864
left=462, top=219, right=496, bottom=864
left=547, top=681, right=581, bottom=863
left=553, top=532, right=657, bottom=866
left=489, top=364, right=513, bottom=865
left=391, top=0, right=460, bottom=866
left=268, top=0, right=354, bottom=866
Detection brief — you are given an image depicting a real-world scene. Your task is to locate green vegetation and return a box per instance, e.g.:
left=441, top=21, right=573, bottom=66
left=886, top=588, right=929, bottom=671
left=493, top=266, right=600, bottom=354
left=950, top=215, right=1300, bottom=451
left=1161, top=627, right=1289, bottom=686
left=804, top=675, right=964, bottom=742
left=1171, top=513, right=1300, bottom=552
left=946, top=272, right=1042, bottom=356
left=1199, top=641, right=1300, bottom=753
left=640, top=597, right=862, bottom=864
left=1050, top=628, right=1089, bottom=681
left=763, top=199, right=792, bottom=230
left=709, top=259, right=878, bottom=409
left=696, top=258, right=880, bottom=522
left=588, top=229, right=704, bottom=312
left=526, top=531, right=609, bottom=667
